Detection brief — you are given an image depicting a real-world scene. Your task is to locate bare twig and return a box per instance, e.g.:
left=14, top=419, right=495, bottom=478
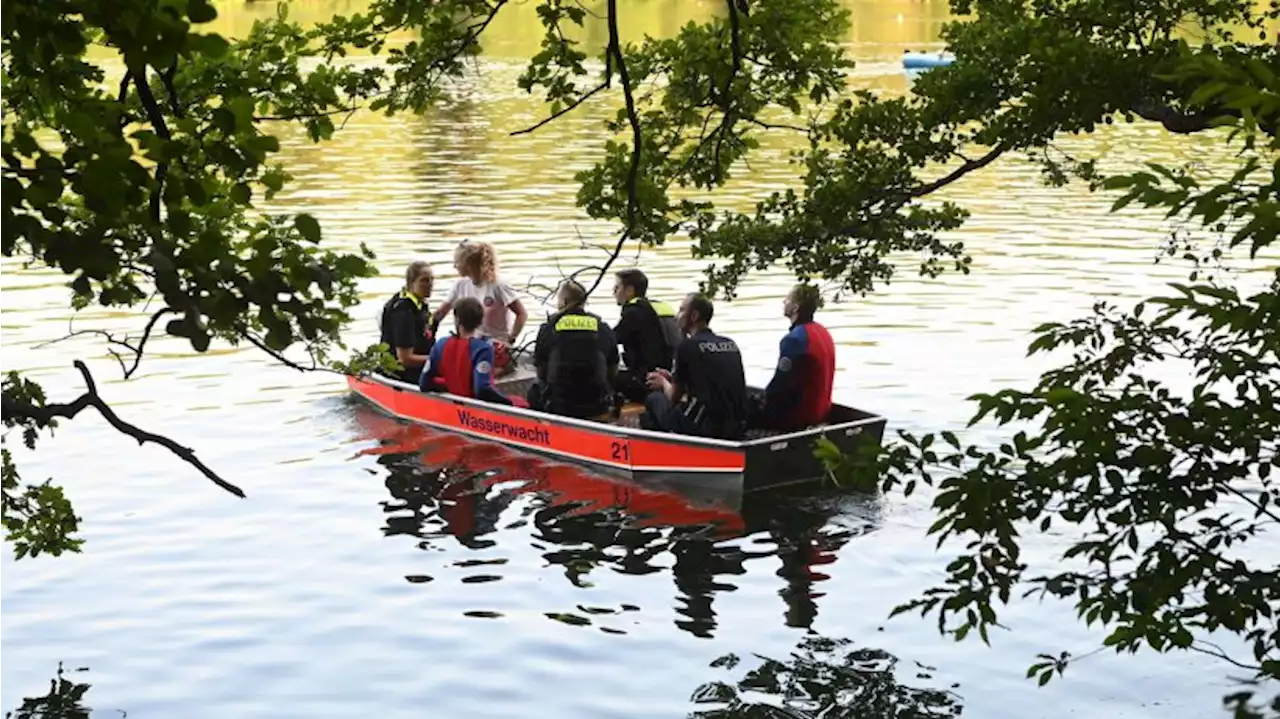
left=0, top=361, right=244, bottom=498
left=747, top=117, right=810, bottom=134
left=511, top=81, right=609, bottom=136
left=237, top=330, right=346, bottom=377
left=1190, top=641, right=1265, bottom=672
left=256, top=104, right=366, bottom=122
left=35, top=307, right=177, bottom=380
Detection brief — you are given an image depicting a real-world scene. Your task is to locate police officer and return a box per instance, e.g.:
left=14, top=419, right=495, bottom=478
left=611, top=268, right=683, bottom=403
left=378, top=260, right=436, bottom=384
left=641, top=293, right=749, bottom=440
left=528, top=279, right=619, bottom=418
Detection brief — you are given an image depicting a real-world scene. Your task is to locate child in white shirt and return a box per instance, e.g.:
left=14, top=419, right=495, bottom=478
left=434, top=240, right=528, bottom=376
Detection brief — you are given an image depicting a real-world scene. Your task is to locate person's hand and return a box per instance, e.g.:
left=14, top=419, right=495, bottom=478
left=645, top=370, right=670, bottom=391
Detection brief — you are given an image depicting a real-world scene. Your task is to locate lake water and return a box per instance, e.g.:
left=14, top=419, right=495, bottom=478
left=3, top=1, right=1277, bottom=717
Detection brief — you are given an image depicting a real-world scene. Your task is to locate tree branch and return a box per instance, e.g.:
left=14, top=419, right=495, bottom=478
left=132, top=68, right=171, bottom=224
left=236, top=330, right=348, bottom=377
left=710, top=0, right=745, bottom=177
left=510, top=79, right=610, bottom=136
left=161, top=63, right=184, bottom=119
left=1, top=361, right=244, bottom=498
left=909, top=143, right=1008, bottom=199
left=116, top=70, right=132, bottom=129
left=35, top=307, right=176, bottom=379
left=582, top=0, right=643, bottom=299
left=1130, top=100, right=1277, bottom=136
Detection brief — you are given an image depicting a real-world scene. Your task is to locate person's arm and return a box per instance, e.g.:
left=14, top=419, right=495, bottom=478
left=432, top=282, right=460, bottom=335
left=654, top=340, right=691, bottom=403
left=613, top=306, right=637, bottom=349
left=418, top=341, right=445, bottom=392
left=472, top=341, right=513, bottom=405
left=763, top=330, right=805, bottom=420
left=392, top=305, right=430, bottom=369
left=533, top=320, right=553, bottom=381
left=599, top=320, right=620, bottom=384
left=498, top=283, right=526, bottom=341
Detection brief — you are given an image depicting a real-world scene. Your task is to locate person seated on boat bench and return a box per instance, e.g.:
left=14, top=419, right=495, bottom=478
left=378, top=260, right=437, bottom=384
left=610, top=269, right=683, bottom=404
left=641, top=293, right=749, bottom=440
left=749, top=283, right=836, bottom=430
left=527, top=279, right=619, bottom=418
left=419, top=297, right=521, bottom=407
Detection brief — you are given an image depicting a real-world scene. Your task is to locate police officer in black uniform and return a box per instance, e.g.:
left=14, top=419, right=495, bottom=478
left=528, top=279, right=619, bottom=418
left=641, top=293, right=748, bottom=440
left=611, top=269, right=683, bottom=403
left=378, top=260, right=436, bottom=384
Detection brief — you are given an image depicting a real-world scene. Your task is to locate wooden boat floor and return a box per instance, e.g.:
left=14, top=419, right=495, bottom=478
left=494, top=373, right=785, bottom=440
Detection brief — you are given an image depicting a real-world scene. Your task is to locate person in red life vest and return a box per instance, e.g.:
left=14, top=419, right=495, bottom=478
left=419, top=297, right=527, bottom=407
left=378, top=261, right=437, bottom=384
left=752, top=284, right=835, bottom=429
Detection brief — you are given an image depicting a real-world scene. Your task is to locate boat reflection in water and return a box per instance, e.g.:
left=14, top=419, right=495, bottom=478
left=347, top=404, right=885, bottom=638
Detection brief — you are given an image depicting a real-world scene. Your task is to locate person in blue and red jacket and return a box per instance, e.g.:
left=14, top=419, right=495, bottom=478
left=419, top=297, right=526, bottom=407
left=753, top=284, right=835, bottom=430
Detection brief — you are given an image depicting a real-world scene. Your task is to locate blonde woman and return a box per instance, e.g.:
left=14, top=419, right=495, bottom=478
left=434, top=240, right=527, bottom=376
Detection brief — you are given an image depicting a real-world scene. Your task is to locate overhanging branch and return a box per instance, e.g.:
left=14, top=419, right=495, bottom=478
left=1, top=361, right=244, bottom=498
left=582, top=0, right=643, bottom=298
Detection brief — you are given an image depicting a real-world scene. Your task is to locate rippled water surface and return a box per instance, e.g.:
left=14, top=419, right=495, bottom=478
left=4, top=1, right=1278, bottom=717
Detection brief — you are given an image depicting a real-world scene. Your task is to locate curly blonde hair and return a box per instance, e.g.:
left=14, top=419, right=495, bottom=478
left=453, top=240, right=498, bottom=285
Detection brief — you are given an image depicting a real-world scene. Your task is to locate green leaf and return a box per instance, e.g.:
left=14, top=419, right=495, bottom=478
left=187, top=0, right=218, bottom=23
left=294, top=213, right=322, bottom=243
left=191, top=33, right=230, bottom=58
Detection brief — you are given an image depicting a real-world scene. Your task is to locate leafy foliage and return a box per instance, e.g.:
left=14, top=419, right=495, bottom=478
left=687, top=635, right=963, bottom=718
left=4, top=664, right=93, bottom=719
left=811, top=28, right=1280, bottom=715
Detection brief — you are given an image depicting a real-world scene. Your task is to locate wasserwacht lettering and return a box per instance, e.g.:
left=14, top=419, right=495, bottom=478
left=456, top=409, right=552, bottom=445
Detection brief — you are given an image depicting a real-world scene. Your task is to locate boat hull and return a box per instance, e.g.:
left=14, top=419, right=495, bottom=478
left=346, top=373, right=887, bottom=493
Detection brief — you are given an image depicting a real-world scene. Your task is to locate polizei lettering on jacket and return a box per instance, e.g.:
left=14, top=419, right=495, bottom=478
left=699, top=340, right=739, bottom=353
left=455, top=409, right=552, bottom=445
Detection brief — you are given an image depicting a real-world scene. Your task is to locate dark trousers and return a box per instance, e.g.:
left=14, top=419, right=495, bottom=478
left=613, top=367, right=650, bottom=404
left=640, top=391, right=703, bottom=434
left=528, top=380, right=607, bottom=419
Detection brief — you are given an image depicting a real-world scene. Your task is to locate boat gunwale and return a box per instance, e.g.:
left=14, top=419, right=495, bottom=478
left=349, top=372, right=887, bottom=452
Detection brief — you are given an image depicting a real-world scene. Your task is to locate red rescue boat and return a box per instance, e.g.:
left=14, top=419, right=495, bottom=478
left=345, top=367, right=887, bottom=493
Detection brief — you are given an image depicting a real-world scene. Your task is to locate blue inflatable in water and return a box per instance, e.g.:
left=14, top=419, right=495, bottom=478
left=902, top=51, right=955, bottom=70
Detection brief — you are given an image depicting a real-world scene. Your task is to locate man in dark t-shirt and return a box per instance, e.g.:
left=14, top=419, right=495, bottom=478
left=611, top=269, right=682, bottom=402
left=640, top=293, right=748, bottom=440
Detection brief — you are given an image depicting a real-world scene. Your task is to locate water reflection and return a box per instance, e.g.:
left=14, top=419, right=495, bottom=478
left=348, top=403, right=884, bottom=638
left=687, top=635, right=964, bottom=718
left=3, top=664, right=94, bottom=719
